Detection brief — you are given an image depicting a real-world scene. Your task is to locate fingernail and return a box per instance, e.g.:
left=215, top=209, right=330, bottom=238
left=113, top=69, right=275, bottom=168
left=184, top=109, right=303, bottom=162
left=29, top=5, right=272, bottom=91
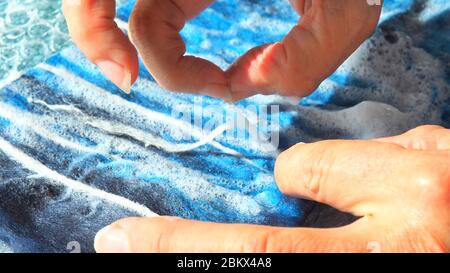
left=96, top=60, right=132, bottom=94
left=94, top=225, right=130, bottom=253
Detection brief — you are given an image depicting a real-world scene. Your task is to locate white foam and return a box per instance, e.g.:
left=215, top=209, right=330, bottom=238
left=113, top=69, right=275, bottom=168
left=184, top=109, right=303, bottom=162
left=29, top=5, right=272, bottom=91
left=29, top=97, right=236, bottom=154
left=0, top=95, right=265, bottom=216
left=87, top=115, right=232, bottom=153
left=0, top=136, right=156, bottom=217
left=0, top=103, right=99, bottom=154
left=38, top=63, right=243, bottom=156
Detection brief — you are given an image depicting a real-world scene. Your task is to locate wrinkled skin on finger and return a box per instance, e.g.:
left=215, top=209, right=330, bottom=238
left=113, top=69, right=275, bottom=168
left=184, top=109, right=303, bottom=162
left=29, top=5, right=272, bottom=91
left=95, top=125, right=450, bottom=253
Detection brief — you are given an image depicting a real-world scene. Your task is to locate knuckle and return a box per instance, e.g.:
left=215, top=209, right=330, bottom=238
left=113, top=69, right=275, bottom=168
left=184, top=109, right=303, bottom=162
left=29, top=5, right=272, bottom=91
left=403, top=125, right=450, bottom=150
left=147, top=218, right=178, bottom=252
left=242, top=233, right=271, bottom=253
left=157, top=77, right=182, bottom=92
left=129, top=7, right=149, bottom=40
left=129, top=1, right=163, bottom=41
left=70, top=7, right=116, bottom=42
left=408, top=125, right=444, bottom=136
left=242, top=230, right=289, bottom=253
left=414, top=158, right=450, bottom=205
left=130, top=0, right=184, bottom=41
left=300, top=141, right=335, bottom=200
left=73, top=19, right=113, bottom=43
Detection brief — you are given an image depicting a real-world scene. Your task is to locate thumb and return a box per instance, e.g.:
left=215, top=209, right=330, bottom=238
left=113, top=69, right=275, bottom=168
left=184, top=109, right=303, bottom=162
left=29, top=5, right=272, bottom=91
left=226, top=0, right=382, bottom=101
left=63, top=0, right=139, bottom=93
left=94, top=216, right=374, bottom=253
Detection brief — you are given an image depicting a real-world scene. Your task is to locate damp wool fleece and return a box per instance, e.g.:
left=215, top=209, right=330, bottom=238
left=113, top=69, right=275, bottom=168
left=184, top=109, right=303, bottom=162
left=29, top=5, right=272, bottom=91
left=0, top=0, right=449, bottom=252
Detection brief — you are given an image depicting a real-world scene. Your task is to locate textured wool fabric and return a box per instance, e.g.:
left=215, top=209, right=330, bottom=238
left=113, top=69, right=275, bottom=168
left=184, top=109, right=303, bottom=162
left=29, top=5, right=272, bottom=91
left=0, top=0, right=449, bottom=252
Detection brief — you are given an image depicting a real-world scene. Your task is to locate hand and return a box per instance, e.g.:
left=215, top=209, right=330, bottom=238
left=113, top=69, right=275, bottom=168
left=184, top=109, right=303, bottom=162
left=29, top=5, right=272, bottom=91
left=63, top=0, right=382, bottom=100
left=94, top=125, right=449, bottom=253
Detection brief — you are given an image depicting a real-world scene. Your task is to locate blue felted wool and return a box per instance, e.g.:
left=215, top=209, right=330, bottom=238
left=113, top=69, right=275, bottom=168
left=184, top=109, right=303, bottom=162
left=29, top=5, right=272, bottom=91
left=0, top=0, right=449, bottom=252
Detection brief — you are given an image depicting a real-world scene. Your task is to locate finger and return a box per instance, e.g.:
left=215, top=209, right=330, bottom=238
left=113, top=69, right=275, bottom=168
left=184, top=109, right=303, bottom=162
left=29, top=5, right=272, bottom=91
left=63, top=0, right=139, bottom=93
left=289, top=0, right=313, bottom=16
left=274, top=140, right=422, bottom=216
left=375, top=125, right=450, bottom=150
left=129, top=0, right=231, bottom=99
left=226, top=42, right=296, bottom=101
left=227, top=0, right=382, bottom=100
left=95, top=216, right=371, bottom=253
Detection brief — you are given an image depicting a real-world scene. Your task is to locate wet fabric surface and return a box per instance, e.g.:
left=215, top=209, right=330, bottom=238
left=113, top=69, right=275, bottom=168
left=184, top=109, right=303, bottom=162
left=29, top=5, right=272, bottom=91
left=0, top=0, right=449, bottom=252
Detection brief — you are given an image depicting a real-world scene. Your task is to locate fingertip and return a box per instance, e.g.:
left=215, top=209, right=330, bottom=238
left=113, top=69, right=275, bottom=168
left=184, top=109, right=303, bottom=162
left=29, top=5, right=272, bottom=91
left=92, top=38, right=139, bottom=94
left=94, top=224, right=131, bottom=253
left=63, top=0, right=139, bottom=93
left=227, top=43, right=287, bottom=100
left=96, top=60, right=135, bottom=94
left=94, top=216, right=180, bottom=253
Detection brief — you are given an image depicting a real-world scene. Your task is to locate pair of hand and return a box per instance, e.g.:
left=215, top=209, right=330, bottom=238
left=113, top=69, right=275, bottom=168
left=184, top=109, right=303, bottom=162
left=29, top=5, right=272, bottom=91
left=63, top=0, right=449, bottom=252
left=63, top=0, right=381, bottom=100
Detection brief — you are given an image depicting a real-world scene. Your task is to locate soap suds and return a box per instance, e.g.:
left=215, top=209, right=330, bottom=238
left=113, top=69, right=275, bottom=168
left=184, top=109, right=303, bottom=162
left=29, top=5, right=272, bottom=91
left=38, top=64, right=245, bottom=155
left=30, top=98, right=235, bottom=154
left=0, top=136, right=156, bottom=217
